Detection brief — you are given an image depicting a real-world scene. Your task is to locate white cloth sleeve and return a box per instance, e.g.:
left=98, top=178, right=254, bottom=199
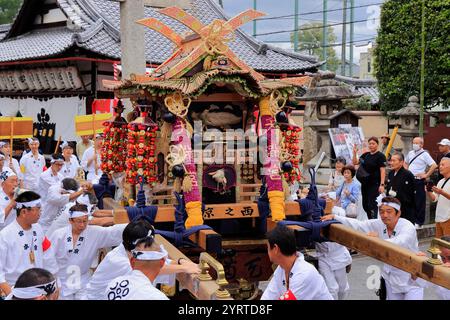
left=260, top=271, right=280, bottom=300
left=333, top=215, right=378, bottom=234
left=81, top=149, right=90, bottom=172
left=423, top=152, right=437, bottom=167
left=93, top=224, right=128, bottom=249
left=46, top=187, right=71, bottom=206
left=0, top=233, right=7, bottom=283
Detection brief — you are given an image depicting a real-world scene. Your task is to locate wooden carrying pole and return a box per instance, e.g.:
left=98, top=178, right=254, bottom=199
left=384, top=126, right=398, bottom=158
left=54, top=136, right=62, bottom=154
left=328, top=224, right=450, bottom=289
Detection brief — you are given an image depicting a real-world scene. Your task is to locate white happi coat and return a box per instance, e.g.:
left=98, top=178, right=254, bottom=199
left=86, top=244, right=174, bottom=300
left=0, top=188, right=15, bottom=231
left=81, top=146, right=102, bottom=183
left=39, top=184, right=74, bottom=233
left=315, top=242, right=352, bottom=271
left=19, top=152, right=45, bottom=192
left=105, top=270, right=169, bottom=300
left=261, top=252, right=333, bottom=300
left=49, top=224, right=126, bottom=298
left=61, top=155, right=80, bottom=179
left=3, top=158, right=22, bottom=180
left=38, top=169, right=64, bottom=201
left=0, top=220, right=57, bottom=286
left=333, top=215, right=423, bottom=293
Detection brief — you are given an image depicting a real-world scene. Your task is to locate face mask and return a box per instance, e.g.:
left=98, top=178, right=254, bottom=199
left=412, top=144, right=421, bottom=151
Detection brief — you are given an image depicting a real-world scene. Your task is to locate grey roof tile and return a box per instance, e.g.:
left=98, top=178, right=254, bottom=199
left=335, top=75, right=379, bottom=105
left=0, top=28, right=74, bottom=62
left=1, top=0, right=321, bottom=72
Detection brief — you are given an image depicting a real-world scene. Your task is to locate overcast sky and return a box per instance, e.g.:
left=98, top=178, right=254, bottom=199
left=219, top=0, right=385, bottom=65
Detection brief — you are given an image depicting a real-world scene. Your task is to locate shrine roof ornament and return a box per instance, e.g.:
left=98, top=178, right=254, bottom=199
left=136, top=7, right=266, bottom=81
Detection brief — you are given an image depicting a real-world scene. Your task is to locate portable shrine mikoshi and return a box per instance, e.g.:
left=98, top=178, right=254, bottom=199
left=99, top=7, right=449, bottom=298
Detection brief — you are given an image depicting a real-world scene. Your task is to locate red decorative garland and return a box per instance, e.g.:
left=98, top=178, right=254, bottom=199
left=281, top=125, right=302, bottom=183
left=101, top=122, right=128, bottom=174
left=126, top=123, right=158, bottom=185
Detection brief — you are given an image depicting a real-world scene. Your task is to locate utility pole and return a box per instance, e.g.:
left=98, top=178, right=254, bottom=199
left=349, top=0, right=354, bottom=77
left=253, top=0, right=257, bottom=37
left=419, top=0, right=426, bottom=137
left=293, top=0, right=299, bottom=52
left=322, top=0, right=327, bottom=70
left=341, top=0, right=347, bottom=76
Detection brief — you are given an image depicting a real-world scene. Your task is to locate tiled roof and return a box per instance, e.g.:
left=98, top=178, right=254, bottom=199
left=0, top=24, right=10, bottom=41
left=335, top=75, right=379, bottom=105
left=0, top=28, right=74, bottom=62
left=0, top=0, right=321, bottom=73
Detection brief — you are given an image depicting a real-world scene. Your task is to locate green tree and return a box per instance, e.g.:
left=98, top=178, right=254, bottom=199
left=0, top=0, right=22, bottom=24
left=374, top=0, right=450, bottom=112
left=290, top=22, right=340, bottom=72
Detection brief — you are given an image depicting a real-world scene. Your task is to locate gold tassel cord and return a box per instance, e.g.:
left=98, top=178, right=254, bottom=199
left=182, top=174, right=193, bottom=193
left=164, top=92, right=191, bottom=118
left=269, top=90, right=287, bottom=116
left=282, top=175, right=291, bottom=200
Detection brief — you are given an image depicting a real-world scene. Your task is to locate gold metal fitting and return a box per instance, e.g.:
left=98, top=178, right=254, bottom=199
left=199, top=252, right=230, bottom=299
left=197, top=258, right=212, bottom=281
left=427, top=238, right=450, bottom=265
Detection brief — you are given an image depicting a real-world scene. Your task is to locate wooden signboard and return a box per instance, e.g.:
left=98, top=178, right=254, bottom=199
left=75, top=113, right=112, bottom=136
left=0, top=117, right=34, bottom=139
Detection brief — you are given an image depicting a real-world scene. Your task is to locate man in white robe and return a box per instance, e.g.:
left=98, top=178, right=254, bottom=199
left=39, top=178, right=85, bottom=234
left=1, top=141, right=23, bottom=185
left=322, top=196, right=425, bottom=300
left=261, top=225, right=333, bottom=300
left=37, top=154, right=65, bottom=202
left=0, top=170, right=19, bottom=231
left=81, top=134, right=103, bottom=184
left=87, top=219, right=200, bottom=300
left=315, top=240, right=352, bottom=300
left=60, top=141, right=80, bottom=179
left=105, top=234, right=170, bottom=300
left=19, top=138, right=45, bottom=193
left=0, top=191, right=57, bottom=297
left=49, top=203, right=126, bottom=300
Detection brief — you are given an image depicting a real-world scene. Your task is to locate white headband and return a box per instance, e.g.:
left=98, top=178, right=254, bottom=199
left=69, top=211, right=89, bottom=218
left=11, top=279, right=57, bottom=299
left=0, top=170, right=16, bottom=182
left=379, top=202, right=401, bottom=211
left=0, top=141, right=7, bottom=148
left=132, top=245, right=168, bottom=261
left=16, top=199, right=41, bottom=209
left=50, top=158, right=64, bottom=164
left=61, top=141, right=70, bottom=149
left=27, top=138, right=39, bottom=145
left=132, top=229, right=154, bottom=245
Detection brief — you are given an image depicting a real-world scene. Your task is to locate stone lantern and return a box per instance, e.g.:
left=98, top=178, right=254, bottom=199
left=300, top=71, right=361, bottom=184
left=388, top=96, right=425, bottom=154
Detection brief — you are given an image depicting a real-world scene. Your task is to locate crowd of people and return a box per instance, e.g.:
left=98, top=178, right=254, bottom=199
left=0, top=134, right=449, bottom=301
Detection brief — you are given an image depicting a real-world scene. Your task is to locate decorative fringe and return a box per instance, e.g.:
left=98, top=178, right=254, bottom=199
left=203, top=56, right=213, bottom=71
left=160, top=121, right=172, bottom=147
left=182, top=174, right=193, bottom=193
left=173, top=177, right=182, bottom=193
left=282, top=175, right=290, bottom=200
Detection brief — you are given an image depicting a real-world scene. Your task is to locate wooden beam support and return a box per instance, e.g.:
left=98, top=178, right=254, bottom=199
left=105, top=198, right=334, bottom=224
left=188, top=229, right=222, bottom=255
left=328, top=224, right=450, bottom=289
left=103, top=198, right=221, bottom=253
left=155, top=235, right=232, bottom=300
